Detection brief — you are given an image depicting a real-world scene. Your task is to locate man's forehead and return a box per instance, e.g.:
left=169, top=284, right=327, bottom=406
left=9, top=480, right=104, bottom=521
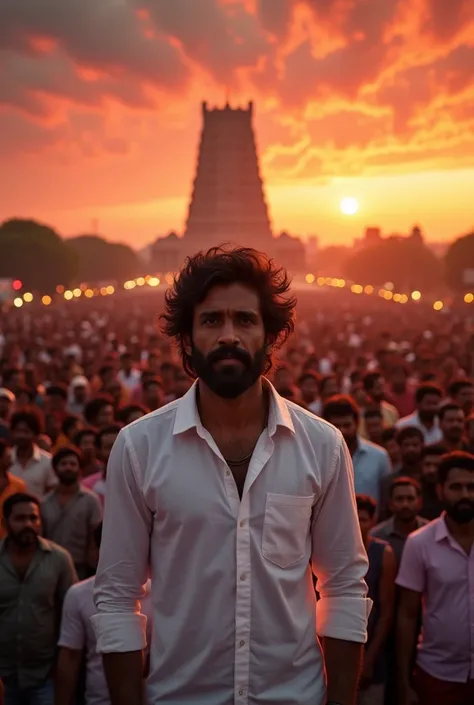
left=197, top=283, right=259, bottom=309
left=11, top=502, right=39, bottom=515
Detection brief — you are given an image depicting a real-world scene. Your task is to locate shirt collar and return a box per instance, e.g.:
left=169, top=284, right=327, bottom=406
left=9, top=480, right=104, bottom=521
left=434, top=513, right=449, bottom=542
left=11, top=444, right=42, bottom=463
left=173, top=378, right=295, bottom=437
left=0, top=535, right=52, bottom=556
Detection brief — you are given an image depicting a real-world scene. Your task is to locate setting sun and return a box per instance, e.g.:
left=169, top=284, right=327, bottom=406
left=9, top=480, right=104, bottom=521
left=340, top=197, right=359, bottom=216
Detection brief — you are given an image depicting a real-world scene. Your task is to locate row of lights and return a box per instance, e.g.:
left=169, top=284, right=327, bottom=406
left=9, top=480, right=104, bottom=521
left=303, top=273, right=474, bottom=311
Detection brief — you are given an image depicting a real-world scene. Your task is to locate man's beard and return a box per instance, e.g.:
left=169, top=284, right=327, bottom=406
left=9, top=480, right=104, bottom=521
left=445, top=430, right=463, bottom=443
left=192, top=344, right=266, bottom=399
left=403, top=452, right=422, bottom=467
left=10, top=528, right=38, bottom=547
left=419, top=410, right=437, bottom=424
left=444, top=499, right=474, bottom=524
left=59, top=472, right=79, bottom=486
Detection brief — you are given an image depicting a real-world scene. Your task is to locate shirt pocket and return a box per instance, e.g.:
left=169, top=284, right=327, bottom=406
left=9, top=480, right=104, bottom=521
left=261, top=493, right=314, bottom=569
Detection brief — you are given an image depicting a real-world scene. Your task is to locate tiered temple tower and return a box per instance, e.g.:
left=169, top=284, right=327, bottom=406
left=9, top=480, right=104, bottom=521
left=183, top=101, right=274, bottom=253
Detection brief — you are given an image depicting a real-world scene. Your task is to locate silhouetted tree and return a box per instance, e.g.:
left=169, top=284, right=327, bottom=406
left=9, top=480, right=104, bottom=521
left=444, top=232, right=474, bottom=293
left=344, top=236, right=443, bottom=291
left=0, top=218, right=77, bottom=292
left=68, top=235, right=140, bottom=283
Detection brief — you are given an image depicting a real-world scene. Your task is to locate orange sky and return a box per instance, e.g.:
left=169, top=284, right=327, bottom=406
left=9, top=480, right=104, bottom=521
left=1, top=0, right=473, bottom=249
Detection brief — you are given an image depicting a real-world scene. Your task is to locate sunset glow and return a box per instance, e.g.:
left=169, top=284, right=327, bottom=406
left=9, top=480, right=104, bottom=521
left=0, top=0, right=473, bottom=247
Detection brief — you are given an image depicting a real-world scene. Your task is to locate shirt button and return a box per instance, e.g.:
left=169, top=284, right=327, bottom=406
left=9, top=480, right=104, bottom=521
left=239, top=690, right=245, bottom=696
left=239, top=640, right=245, bottom=646
left=240, top=573, right=247, bottom=581
left=239, top=520, right=245, bottom=527
left=226, top=470, right=231, bottom=477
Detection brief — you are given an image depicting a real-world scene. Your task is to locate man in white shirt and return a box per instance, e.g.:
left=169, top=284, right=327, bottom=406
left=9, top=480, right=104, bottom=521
left=9, top=409, right=57, bottom=498
left=92, top=247, right=371, bottom=705
left=396, top=383, right=443, bottom=444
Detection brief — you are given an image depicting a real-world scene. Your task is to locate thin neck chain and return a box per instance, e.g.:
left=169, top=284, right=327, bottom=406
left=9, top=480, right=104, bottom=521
left=225, top=449, right=254, bottom=466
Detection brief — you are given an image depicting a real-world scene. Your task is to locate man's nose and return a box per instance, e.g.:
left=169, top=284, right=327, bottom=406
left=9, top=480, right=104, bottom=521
left=217, top=320, right=239, bottom=345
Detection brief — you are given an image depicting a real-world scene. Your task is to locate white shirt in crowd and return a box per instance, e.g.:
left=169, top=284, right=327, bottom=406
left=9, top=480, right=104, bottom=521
left=59, top=578, right=153, bottom=705
left=92, top=380, right=371, bottom=705
left=117, top=368, right=142, bottom=392
left=9, top=445, right=58, bottom=498
left=396, top=411, right=443, bottom=444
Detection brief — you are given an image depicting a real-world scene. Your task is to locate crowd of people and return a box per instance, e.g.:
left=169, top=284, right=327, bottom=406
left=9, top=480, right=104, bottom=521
left=0, top=279, right=473, bottom=705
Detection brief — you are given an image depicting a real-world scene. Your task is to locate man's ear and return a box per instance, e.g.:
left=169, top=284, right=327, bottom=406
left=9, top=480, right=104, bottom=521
left=183, top=335, right=192, bottom=357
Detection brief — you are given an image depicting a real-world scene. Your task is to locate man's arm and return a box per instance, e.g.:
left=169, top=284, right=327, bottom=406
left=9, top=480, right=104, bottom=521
left=396, top=535, right=425, bottom=702
left=56, top=586, right=85, bottom=705
left=91, top=429, right=153, bottom=705
left=362, top=545, right=396, bottom=684
left=311, top=432, right=372, bottom=705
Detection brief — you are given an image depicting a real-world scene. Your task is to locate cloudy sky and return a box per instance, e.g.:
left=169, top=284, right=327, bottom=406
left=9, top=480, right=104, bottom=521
left=1, top=0, right=473, bottom=248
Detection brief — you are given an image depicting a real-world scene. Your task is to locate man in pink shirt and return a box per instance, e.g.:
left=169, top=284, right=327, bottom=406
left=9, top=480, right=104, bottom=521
left=81, top=425, right=121, bottom=506
left=396, top=450, right=474, bottom=705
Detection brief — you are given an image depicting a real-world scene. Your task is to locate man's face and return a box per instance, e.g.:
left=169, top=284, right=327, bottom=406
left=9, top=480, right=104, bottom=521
left=0, top=447, right=12, bottom=474
left=190, top=283, right=266, bottom=400
left=144, top=382, right=163, bottom=408
left=365, top=415, right=384, bottom=442
left=300, top=377, right=318, bottom=403
left=400, top=436, right=423, bottom=465
left=121, top=356, right=132, bottom=373
left=4, top=501, right=41, bottom=547
left=78, top=433, right=96, bottom=462
left=441, top=409, right=465, bottom=443
left=321, top=378, right=339, bottom=399
left=274, top=368, right=293, bottom=390
left=370, top=377, right=385, bottom=403
left=357, top=509, right=375, bottom=539
left=437, top=468, right=474, bottom=523
left=329, top=414, right=358, bottom=445
left=421, top=453, right=441, bottom=485
left=47, top=393, right=66, bottom=412
left=390, top=484, right=421, bottom=522
left=74, top=385, right=88, bottom=403
left=11, top=421, right=35, bottom=449
left=384, top=438, right=401, bottom=466
left=454, top=387, right=474, bottom=415
left=55, top=453, right=81, bottom=486
left=97, top=404, right=115, bottom=428
left=418, top=393, right=441, bottom=423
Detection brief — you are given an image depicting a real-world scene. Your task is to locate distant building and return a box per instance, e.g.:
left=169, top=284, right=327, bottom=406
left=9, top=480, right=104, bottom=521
left=274, top=232, right=306, bottom=273
left=183, top=101, right=274, bottom=255
left=150, top=232, right=182, bottom=272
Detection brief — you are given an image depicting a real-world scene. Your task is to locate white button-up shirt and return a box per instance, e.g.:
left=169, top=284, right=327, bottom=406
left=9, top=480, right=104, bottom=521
left=396, top=411, right=443, bottom=444
left=9, top=444, right=58, bottom=498
left=92, top=381, right=371, bottom=705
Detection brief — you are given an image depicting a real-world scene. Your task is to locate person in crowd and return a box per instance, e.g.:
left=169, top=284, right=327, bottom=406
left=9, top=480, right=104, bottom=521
left=44, top=384, right=69, bottom=423
left=53, top=414, right=83, bottom=451
left=117, top=352, right=141, bottom=394
left=74, top=428, right=101, bottom=478
left=1, top=369, right=25, bottom=396
left=92, top=247, right=371, bottom=705
left=40, top=446, right=102, bottom=580
left=67, top=375, right=90, bottom=416
left=379, top=427, right=424, bottom=518
left=9, top=409, right=58, bottom=498
left=438, top=402, right=469, bottom=452
left=56, top=523, right=153, bottom=705
left=116, top=404, right=148, bottom=426
left=0, top=440, right=27, bottom=540
left=81, top=425, right=121, bottom=505
left=466, top=413, right=474, bottom=452
left=380, top=427, right=402, bottom=472
left=446, top=377, right=474, bottom=417
left=418, top=444, right=445, bottom=520
left=83, top=396, right=115, bottom=430
left=396, top=383, right=443, bottom=444
left=386, top=361, right=416, bottom=418
left=0, top=389, right=14, bottom=425
left=0, top=492, right=77, bottom=705
left=318, top=373, right=340, bottom=406
left=141, top=377, right=164, bottom=412
left=371, top=477, right=428, bottom=567
left=297, top=371, right=321, bottom=413
left=397, top=451, right=474, bottom=705
left=356, top=495, right=396, bottom=705
left=323, top=394, right=391, bottom=504
left=359, top=371, right=399, bottom=438
left=363, top=408, right=385, bottom=446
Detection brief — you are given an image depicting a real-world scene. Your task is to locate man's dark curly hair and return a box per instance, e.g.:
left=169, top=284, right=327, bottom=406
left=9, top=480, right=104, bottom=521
left=160, top=246, right=297, bottom=378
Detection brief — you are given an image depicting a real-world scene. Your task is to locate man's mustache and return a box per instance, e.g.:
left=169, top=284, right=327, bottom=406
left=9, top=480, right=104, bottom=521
left=207, top=346, right=252, bottom=366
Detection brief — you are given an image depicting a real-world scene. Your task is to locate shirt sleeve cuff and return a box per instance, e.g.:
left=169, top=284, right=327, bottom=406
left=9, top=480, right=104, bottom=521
left=316, top=596, right=373, bottom=643
left=90, top=613, right=148, bottom=653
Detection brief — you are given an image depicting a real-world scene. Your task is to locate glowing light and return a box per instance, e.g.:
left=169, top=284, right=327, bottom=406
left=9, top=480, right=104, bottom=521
left=364, top=285, right=374, bottom=295
left=84, top=289, right=94, bottom=298
left=305, top=273, right=315, bottom=284
left=23, top=292, right=33, bottom=303
left=136, top=277, right=145, bottom=286
left=80, top=283, right=87, bottom=291
left=100, top=287, right=108, bottom=296
left=42, top=295, right=52, bottom=306
left=464, top=293, right=474, bottom=303
left=399, top=294, right=409, bottom=304
left=106, top=285, right=115, bottom=295
left=13, top=297, right=23, bottom=308
left=73, top=288, right=82, bottom=298
left=64, top=290, right=74, bottom=300
left=317, top=277, right=325, bottom=286
left=350, top=284, right=363, bottom=294
left=12, top=280, right=22, bottom=291
left=411, top=290, right=421, bottom=301
left=56, top=285, right=65, bottom=294
left=124, top=280, right=136, bottom=290
left=148, top=277, right=160, bottom=287
left=393, top=293, right=401, bottom=302
left=433, top=300, right=444, bottom=311
left=384, top=282, right=394, bottom=291
left=337, top=279, right=346, bottom=287
left=384, top=291, right=393, bottom=300
left=165, top=273, right=174, bottom=285
left=340, top=197, right=359, bottom=216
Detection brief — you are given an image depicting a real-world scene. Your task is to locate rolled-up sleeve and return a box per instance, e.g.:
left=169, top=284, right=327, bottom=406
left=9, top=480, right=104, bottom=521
left=91, top=428, right=153, bottom=654
left=312, top=433, right=372, bottom=643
